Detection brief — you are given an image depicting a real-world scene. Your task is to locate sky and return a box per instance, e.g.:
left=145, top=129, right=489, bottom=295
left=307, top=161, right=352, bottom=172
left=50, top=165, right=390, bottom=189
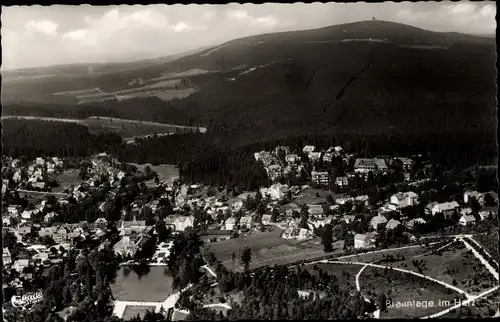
left=1, top=2, right=496, bottom=70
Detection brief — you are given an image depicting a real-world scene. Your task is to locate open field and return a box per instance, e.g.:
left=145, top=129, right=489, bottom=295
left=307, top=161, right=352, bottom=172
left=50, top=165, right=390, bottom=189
left=122, top=305, right=156, bottom=320
left=111, top=267, right=174, bottom=302
left=83, top=116, right=204, bottom=138
left=391, top=241, right=497, bottom=295
left=206, top=227, right=344, bottom=271
left=51, top=75, right=198, bottom=104
left=293, top=188, right=342, bottom=206
left=359, top=266, right=461, bottom=318
left=128, top=163, right=179, bottom=182
left=52, top=169, right=82, bottom=193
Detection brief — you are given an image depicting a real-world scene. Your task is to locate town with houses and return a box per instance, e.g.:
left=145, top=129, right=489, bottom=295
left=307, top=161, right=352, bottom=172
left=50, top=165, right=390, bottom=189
left=2, top=142, right=499, bottom=320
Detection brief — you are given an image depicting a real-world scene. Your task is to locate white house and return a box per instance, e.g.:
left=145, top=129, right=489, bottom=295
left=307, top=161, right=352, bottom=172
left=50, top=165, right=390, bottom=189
left=43, top=212, right=58, bottom=223
left=311, top=171, right=329, bottom=185
left=238, top=216, right=253, bottom=229
left=389, top=192, right=419, bottom=210
left=459, top=214, right=476, bottom=226
left=302, top=145, right=316, bottom=154
left=297, top=228, right=313, bottom=241
left=343, top=215, right=356, bottom=224
left=262, top=214, right=272, bottom=225
left=464, top=191, right=483, bottom=204
left=285, top=154, right=301, bottom=164
left=94, top=217, right=108, bottom=229
left=354, top=233, right=376, bottom=249
left=308, top=152, right=322, bottom=162
left=173, top=215, right=194, bottom=232
left=21, top=210, right=35, bottom=220
left=405, top=218, right=427, bottom=229
left=113, top=236, right=139, bottom=258
left=354, top=158, right=388, bottom=173
left=431, top=202, right=459, bottom=217
left=370, top=214, right=388, bottom=230
left=385, top=219, right=401, bottom=230
left=225, top=217, right=236, bottom=231
left=307, top=205, right=324, bottom=218
left=479, top=210, right=491, bottom=220
left=3, top=248, right=12, bottom=266
left=12, top=259, right=30, bottom=273
left=335, top=176, right=349, bottom=187
left=261, top=183, right=289, bottom=201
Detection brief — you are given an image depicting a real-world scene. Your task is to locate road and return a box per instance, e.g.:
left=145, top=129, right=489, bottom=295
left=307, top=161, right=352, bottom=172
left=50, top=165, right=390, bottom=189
left=466, top=236, right=499, bottom=267
left=459, top=237, right=499, bottom=280
left=327, top=260, right=470, bottom=298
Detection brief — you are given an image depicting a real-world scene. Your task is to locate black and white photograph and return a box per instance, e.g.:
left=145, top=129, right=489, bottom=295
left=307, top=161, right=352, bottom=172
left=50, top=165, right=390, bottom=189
left=1, top=1, right=498, bottom=321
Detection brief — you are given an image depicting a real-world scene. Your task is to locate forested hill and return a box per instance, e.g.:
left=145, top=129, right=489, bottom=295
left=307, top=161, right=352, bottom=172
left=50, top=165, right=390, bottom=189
left=2, top=20, right=496, bottom=147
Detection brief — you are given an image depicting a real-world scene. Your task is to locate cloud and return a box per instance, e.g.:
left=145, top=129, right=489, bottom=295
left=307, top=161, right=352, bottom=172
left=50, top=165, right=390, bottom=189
left=250, top=16, right=279, bottom=28
left=203, top=10, right=216, bottom=20
left=444, top=2, right=477, bottom=15
left=62, top=29, right=88, bottom=41
left=25, top=20, right=58, bottom=36
left=172, top=21, right=207, bottom=32
left=227, top=9, right=282, bottom=29
left=228, top=9, right=248, bottom=20
left=396, top=2, right=496, bottom=33
left=85, top=8, right=169, bottom=33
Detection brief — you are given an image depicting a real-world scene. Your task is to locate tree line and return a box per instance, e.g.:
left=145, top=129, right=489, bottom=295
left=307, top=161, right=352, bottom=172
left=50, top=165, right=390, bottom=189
left=2, top=119, right=122, bottom=160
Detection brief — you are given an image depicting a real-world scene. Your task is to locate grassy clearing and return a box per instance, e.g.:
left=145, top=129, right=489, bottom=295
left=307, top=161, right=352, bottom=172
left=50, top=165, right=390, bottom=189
left=391, top=241, right=496, bottom=295
left=359, top=266, right=461, bottom=318
left=128, top=163, right=179, bottom=182
left=52, top=169, right=82, bottom=192
left=122, top=305, right=157, bottom=320
left=111, top=267, right=174, bottom=302
left=207, top=228, right=342, bottom=271
left=293, top=188, right=341, bottom=206
left=83, top=117, right=198, bottom=138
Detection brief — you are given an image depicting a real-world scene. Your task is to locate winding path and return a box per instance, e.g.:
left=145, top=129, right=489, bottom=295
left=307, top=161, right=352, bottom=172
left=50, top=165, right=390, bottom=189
left=325, top=260, right=470, bottom=298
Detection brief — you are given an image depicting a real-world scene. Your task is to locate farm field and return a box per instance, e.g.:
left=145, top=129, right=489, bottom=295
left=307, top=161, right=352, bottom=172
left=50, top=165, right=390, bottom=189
left=122, top=305, right=156, bottom=320
left=391, top=241, right=497, bottom=295
left=111, top=267, right=174, bottom=302
left=82, top=117, right=203, bottom=138
left=206, top=228, right=343, bottom=271
left=359, top=266, right=461, bottom=318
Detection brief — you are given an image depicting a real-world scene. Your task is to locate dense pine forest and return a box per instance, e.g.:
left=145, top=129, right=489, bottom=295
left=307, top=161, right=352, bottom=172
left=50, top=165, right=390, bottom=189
left=2, top=119, right=122, bottom=159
